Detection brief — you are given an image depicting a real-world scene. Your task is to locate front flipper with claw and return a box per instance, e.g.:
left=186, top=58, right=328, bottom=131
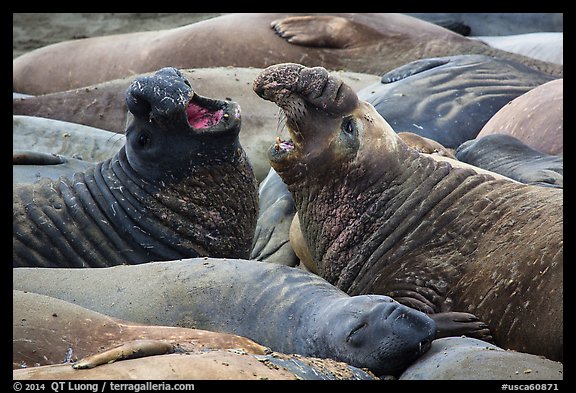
left=431, top=311, right=493, bottom=343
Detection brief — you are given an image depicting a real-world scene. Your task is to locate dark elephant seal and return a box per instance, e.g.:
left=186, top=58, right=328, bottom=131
left=13, top=67, right=380, bottom=182
left=478, top=79, right=563, bottom=156
left=13, top=258, right=436, bottom=377
left=253, top=63, right=563, bottom=362
left=456, top=134, right=563, bottom=189
left=13, top=13, right=562, bottom=95
left=400, top=337, right=563, bottom=380
left=13, top=290, right=268, bottom=369
left=13, top=67, right=258, bottom=267
left=356, top=54, right=556, bottom=148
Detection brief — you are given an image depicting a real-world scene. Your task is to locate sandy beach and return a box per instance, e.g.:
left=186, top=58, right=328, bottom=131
left=13, top=13, right=227, bottom=59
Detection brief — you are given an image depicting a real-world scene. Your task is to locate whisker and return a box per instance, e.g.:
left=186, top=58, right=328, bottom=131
left=276, top=109, right=287, bottom=136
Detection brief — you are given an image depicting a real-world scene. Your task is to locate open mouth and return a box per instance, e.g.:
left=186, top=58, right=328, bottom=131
left=274, top=137, right=295, bottom=153
left=270, top=118, right=303, bottom=160
left=185, top=93, right=239, bottom=132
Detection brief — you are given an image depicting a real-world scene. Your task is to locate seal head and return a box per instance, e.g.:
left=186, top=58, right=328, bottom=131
left=254, top=63, right=379, bottom=186
left=125, top=67, right=242, bottom=181
left=312, top=295, right=435, bottom=377
left=253, top=63, right=401, bottom=271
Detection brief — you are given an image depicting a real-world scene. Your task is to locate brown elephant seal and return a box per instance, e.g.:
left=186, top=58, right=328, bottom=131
left=13, top=258, right=436, bottom=377
left=13, top=13, right=562, bottom=95
left=13, top=290, right=268, bottom=369
left=290, top=211, right=317, bottom=273
left=13, top=67, right=258, bottom=267
left=13, top=350, right=377, bottom=380
left=13, top=67, right=380, bottom=182
left=477, top=78, right=563, bottom=156
left=253, top=63, right=563, bottom=362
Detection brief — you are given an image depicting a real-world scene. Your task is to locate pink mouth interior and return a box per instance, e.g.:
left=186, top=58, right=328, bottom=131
left=186, top=101, right=224, bottom=129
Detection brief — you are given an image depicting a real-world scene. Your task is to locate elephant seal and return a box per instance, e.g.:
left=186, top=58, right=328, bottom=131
left=456, top=134, right=563, bottom=189
left=13, top=13, right=562, bottom=95
left=400, top=337, right=563, bottom=380
left=13, top=150, right=96, bottom=185
left=13, top=67, right=258, bottom=267
left=13, top=258, right=436, bottom=377
left=253, top=63, right=563, bottom=362
left=13, top=290, right=268, bottom=369
left=13, top=115, right=124, bottom=184
left=356, top=54, right=556, bottom=148
left=478, top=79, right=563, bottom=156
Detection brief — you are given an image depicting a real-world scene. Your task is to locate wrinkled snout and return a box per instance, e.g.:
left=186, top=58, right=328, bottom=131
left=253, top=63, right=358, bottom=115
left=125, top=67, right=193, bottom=123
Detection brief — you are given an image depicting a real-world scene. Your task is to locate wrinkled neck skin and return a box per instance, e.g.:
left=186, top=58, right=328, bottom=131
left=285, top=137, right=492, bottom=293
left=115, top=143, right=258, bottom=259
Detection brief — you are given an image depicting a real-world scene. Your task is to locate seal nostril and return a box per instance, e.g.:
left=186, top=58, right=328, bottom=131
left=126, top=92, right=152, bottom=118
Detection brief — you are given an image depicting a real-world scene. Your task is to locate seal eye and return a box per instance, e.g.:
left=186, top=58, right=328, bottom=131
left=346, top=322, right=367, bottom=346
left=342, top=117, right=356, bottom=135
left=138, top=133, right=150, bottom=147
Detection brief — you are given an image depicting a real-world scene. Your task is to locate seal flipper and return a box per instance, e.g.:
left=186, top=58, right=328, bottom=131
left=13, top=150, right=66, bottom=165
left=431, top=312, right=493, bottom=342
left=72, top=340, right=175, bottom=369
left=271, top=15, right=381, bottom=49
left=381, top=58, right=451, bottom=83
left=387, top=284, right=493, bottom=342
